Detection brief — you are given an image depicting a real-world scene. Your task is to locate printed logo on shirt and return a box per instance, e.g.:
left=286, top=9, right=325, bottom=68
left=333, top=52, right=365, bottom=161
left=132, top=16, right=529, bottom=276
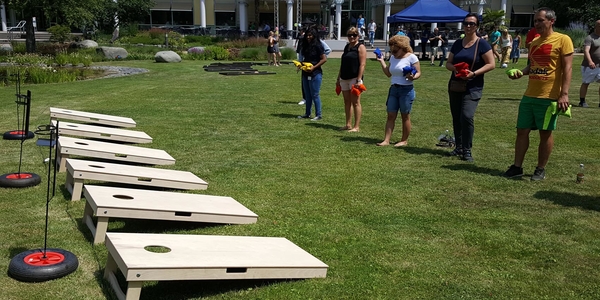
left=530, top=44, right=553, bottom=66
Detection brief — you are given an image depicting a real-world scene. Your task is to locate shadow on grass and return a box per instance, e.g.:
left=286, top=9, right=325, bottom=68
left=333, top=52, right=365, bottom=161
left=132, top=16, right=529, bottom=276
left=138, top=278, right=296, bottom=300
left=8, top=246, right=30, bottom=259
left=271, top=113, right=300, bottom=119
left=534, top=191, right=600, bottom=211
left=401, top=146, right=451, bottom=156
left=95, top=266, right=296, bottom=300
left=276, top=101, right=302, bottom=105
left=487, top=97, right=521, bottom=101
left=338, top=135, right=381, bottom=144
left=441, top=163, right=503, bottom=176
left=305, top=122, right=339, bottom=131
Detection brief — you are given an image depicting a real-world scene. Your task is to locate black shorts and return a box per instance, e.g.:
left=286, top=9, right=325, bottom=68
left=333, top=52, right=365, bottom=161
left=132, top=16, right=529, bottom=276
left=267, top=46, right=275, bottom=54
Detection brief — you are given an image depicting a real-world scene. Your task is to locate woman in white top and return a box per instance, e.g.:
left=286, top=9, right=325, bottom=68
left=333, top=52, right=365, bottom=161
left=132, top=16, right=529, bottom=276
left=375, top=35, right=421, bottom=147
left=499, top=28, right=512, bottom=68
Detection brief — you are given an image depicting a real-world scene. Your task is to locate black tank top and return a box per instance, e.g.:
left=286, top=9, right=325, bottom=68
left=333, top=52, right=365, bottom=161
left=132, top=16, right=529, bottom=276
left=340, top=43, right=361, bottom=80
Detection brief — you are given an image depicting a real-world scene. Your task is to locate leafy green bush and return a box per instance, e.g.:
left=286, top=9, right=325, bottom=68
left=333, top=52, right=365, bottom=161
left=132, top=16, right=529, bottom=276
left=36, top=42, right=70, bottom=55
left=11, top=42, right=26, bottom=54
left=280, top=47, right=295, bottom=60
left=47, top=25, right=73, bottom=43
left=124, top=52, right=155, bottom=60
left=205, top=46, right=228, bottom=60
left=239, top=48, right=267, bottom=60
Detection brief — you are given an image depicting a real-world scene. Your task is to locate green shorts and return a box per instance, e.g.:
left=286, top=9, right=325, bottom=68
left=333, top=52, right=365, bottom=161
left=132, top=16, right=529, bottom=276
left=516, top=96, right=558, bottom=130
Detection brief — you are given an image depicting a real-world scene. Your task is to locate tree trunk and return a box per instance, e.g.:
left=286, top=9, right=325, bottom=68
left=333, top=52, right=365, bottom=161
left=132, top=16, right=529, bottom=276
left=255, top=0, right=259, bottom=37
left=25, top=16, right=36, bottom=53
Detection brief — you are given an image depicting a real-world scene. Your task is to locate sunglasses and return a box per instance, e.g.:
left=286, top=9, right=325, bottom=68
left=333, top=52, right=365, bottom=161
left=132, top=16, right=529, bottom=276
left=462, top=21, right=477, bottom=27
left=348, top=34, right=358, bottom=38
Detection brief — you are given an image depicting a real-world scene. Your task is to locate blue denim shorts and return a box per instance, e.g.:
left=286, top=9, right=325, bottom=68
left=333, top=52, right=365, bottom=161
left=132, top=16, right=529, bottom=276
left=386, top=84, right=415, bottom=114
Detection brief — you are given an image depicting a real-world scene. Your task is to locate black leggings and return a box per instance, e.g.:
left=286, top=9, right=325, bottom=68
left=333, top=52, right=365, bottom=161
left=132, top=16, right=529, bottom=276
left=449, top=91, right=480, bottom=150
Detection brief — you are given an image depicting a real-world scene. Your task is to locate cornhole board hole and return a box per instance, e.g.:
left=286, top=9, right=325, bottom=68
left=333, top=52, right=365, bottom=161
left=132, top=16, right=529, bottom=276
left=83, top=185, right=258, bottom=244
left=50, top=107, right=136, bottom=128
left=57, top=137, right=175, bottom=172
left=52, top=120, right=152, bottom=144
left=104, top=233, right=328, bottom=300
left=65, top=159, right=207, bottom=201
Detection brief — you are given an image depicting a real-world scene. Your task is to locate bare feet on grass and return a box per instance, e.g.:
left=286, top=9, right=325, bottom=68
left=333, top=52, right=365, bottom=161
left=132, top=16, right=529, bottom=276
left=394, top=141, right=408, bottom=147
left=338, top=126, right=351, bottom=131
left=376, top=141, right=390, bottom=146
left=348, top=128, right=360, bottom=132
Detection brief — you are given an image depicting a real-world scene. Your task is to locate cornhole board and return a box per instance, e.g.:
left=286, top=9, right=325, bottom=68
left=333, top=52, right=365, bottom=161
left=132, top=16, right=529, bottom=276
left=52, top=120, right=152, bottom=144
left=83, top=185, right=258, bottom=244
left=57, top=136, right=175, bottom=172
left=104, top=233, right=328, bottom=300
left=65, top=159, right=207, bottom=201
left=50, top=107, right=136, bottom=128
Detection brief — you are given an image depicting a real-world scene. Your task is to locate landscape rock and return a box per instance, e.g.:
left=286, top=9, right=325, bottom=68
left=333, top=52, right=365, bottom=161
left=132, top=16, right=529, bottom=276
left=155, top=50, right=181, bottom=63
left=96, top=46, right=128, bottom=59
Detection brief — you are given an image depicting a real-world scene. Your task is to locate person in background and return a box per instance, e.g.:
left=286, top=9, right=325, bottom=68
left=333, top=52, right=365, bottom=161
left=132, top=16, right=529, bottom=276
left=439, top=28, right=449, bottom=67
left=525, top=27, right=539, bottom=49
left=488, top=26, right=501, bottom=63
left=368, top=19, right=377, bottom=48
left=267, top=31, right=276, bottom=66
left=420, top=28, right=429, bottom=60
left=444, top=13, right=495, bottom=162
left=499, top=28, right=512, bottom=68
left=336, top=27, right=367, bottom=132
left=429, top=27, right=441, bottom=66
left=407, top=28, right=415, bottom=51
left=297, top=28, right=327, bottom=121
left=357, top=14, right=365, bottom=39
left=511, top=31, right=521, bottom=64
left=503, top=7, right=573, bottom=181
left=396, top=25, right=406, bottom=36
left=272, top=28, right=281, bottom=66
left=375, top=35, right=421, bottom=147
left=578, top=19, right=600, bottom=108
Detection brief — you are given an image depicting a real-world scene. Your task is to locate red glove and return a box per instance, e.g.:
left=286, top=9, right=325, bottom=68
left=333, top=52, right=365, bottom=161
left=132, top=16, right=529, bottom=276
left=336, top=84, right=342, bottom=96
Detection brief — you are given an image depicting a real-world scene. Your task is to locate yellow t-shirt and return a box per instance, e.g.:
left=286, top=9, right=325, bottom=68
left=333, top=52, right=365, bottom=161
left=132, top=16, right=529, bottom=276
left=525, top=32, right=574, bottom=100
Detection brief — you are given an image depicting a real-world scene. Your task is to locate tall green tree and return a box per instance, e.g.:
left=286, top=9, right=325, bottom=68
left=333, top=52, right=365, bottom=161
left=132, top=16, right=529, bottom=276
left=5, top=0, right=154, bottom=52
left=539, top=0, right=600, bottom=29
left=482, top=9, right=506, bottom=31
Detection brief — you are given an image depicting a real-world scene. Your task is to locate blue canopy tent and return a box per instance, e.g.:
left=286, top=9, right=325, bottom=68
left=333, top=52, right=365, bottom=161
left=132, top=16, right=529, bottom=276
left=387, top=0, right=469, bottom=23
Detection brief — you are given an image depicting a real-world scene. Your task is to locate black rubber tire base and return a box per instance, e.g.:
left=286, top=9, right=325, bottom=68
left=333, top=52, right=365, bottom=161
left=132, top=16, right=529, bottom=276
left=0, top=173, right=41, bottom=188
left=8, top=248, right=79, bottom=282
left=3, top=130, right=35, bottom=140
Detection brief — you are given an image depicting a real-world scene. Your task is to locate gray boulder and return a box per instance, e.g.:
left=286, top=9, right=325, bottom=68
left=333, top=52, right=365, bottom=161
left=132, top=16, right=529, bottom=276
left=0, top=44, right=13, bottom=52
left=96, top=46, right=128, bottom=59
left=76, top=40, right=98, bottom=48
left=155, top=50, right=181, bottom=63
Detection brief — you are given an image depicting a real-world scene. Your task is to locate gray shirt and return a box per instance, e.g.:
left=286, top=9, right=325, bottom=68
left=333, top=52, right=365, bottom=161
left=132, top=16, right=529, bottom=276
left=582, top=33, right=600, bottom=66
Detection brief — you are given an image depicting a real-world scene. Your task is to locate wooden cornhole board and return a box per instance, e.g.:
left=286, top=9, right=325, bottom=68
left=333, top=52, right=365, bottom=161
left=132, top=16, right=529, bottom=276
left=83, top=185, right=258, bottom=244
left=57, top=136, right=175, bottom=172
left=52, top=120, right=152, bottom=144
left=50, top=107, right=136, bottom=128
left=104, top=233, right=328, bottom=300
left=65, top=158, right=207, bottom=201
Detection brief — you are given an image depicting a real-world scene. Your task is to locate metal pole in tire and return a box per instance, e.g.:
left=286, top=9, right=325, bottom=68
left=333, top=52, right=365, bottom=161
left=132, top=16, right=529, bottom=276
left=8, top=121, right=79, bottom=282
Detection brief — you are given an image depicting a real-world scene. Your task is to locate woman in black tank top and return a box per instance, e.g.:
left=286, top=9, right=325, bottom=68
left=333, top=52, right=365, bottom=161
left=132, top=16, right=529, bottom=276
left=336, top=27, right=367, bottom=132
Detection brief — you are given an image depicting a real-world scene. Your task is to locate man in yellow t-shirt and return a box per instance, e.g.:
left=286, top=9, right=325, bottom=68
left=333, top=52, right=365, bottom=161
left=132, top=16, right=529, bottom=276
left=503, top=7, right=573, bottom=181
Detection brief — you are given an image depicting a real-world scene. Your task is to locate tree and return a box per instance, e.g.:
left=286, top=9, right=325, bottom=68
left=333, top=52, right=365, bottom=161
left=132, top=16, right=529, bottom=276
left=482, top=9, right=507, bottom=31
left=539, top=0, right=600, bottom=29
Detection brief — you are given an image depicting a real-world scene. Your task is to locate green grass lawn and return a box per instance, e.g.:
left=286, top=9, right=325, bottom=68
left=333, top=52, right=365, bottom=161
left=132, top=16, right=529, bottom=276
left=0, top=55, right=599, bottom=300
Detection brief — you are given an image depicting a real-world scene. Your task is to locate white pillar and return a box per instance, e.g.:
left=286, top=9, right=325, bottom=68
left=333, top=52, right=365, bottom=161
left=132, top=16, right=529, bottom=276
left=239, top=0, right=247, bottom=33
left=200, top=0, right=206, bottom=27
left=431, top=22, right=437, bottom=30
left=0, top=5, right=6, bottom=32
left=457, top=22, right=462, bottom=30
left=371, top=5, right=376, bottom=23
left=335, top=0, right=343, bottom=40
left=500, top=0, right=507, bottom=25
left=287, top=0, right=294, bottom=39
left=383, top=3, right=391, bottom=42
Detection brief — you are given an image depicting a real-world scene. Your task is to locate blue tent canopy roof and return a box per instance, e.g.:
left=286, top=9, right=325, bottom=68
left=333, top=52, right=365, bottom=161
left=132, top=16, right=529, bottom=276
left=387, top=0, right=470, bottom=23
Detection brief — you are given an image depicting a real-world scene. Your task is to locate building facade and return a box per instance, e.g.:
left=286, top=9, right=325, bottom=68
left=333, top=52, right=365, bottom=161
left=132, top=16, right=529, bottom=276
left=147, top=0, right=541, bottom=38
